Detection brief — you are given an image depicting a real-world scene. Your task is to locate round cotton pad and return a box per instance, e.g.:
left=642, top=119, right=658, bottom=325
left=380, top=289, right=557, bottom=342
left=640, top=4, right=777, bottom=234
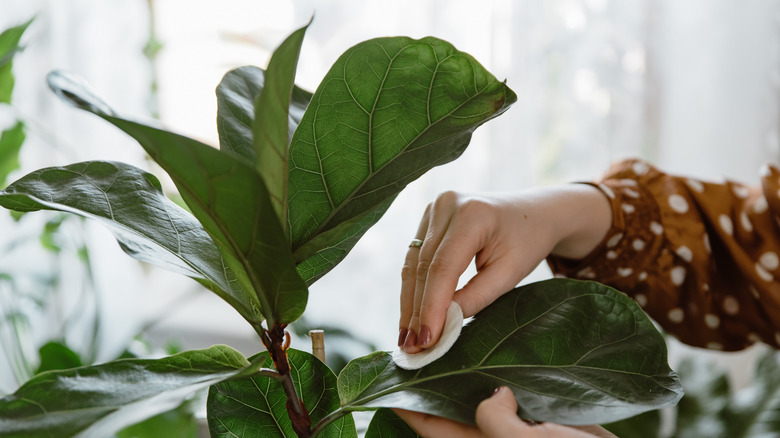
left=392, top=301, right=464, bottom=370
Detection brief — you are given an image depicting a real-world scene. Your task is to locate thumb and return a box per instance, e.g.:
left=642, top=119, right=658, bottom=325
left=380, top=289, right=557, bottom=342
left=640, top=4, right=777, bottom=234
left=475, top=387, right=528, bottom=436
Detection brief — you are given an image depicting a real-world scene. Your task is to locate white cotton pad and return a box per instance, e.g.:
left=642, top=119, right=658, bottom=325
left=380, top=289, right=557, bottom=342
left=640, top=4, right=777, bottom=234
left=392, top=301, right=464, bottom=370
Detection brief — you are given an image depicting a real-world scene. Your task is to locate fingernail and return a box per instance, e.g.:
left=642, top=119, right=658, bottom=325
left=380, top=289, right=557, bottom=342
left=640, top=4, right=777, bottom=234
left=417, top=325, right=431, bottom=347
left=403, top=329, right=417, bottom=350
left=493, top=387, right=502, bottom=394
left=397, top=328, right=408, bottom=347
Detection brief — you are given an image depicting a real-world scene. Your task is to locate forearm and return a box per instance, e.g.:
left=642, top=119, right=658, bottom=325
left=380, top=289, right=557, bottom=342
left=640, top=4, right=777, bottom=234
left=540, top=184, right=612, bottom=260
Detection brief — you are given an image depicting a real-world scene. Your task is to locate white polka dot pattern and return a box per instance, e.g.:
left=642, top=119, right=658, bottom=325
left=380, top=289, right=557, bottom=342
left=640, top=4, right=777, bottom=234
left=754, top=196, right=768, bottom=213
left=685, top=179, right=704, bottom=193
left=704, top=314, right=720, bottom=329
left=756, top=263, right=773, bottom=282
left=668, top=308, right=684, bottom=323
left=669, top=194, right=689, bottom=213
left=719, top=215, right=733, bottom=235
left=722, top=296, right=740, bottom=315
left=545, top=159, right=780, bottom=352
left=676, top=246, right=693, bottom=263
left=671, top=266, right=686, bottom=286
left=623, top=188, right=640, bottom=198
left=598, top=183, right=615, bottom=199
left=760, top=251, right=779, bottom=270
left=617, top=267, right=633, bottom=277
left=632, top=161, right=649, bottom=175
left=740, top=212, right=753, bottom=232
left=666, top=307, right=685, bottom=324
left=732, top=185, right=749, bottom=198
left=606, top=233, right=623, bottom=248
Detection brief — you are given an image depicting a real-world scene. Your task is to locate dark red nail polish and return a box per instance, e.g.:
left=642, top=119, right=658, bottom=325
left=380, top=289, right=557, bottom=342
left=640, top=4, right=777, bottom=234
left=493, top=387, right=502, bottom=394
left=397, top=328, right=408, bottom=347
left=417, top=325, right=431, bottom=347
left=404, top=329, right=417, bottom=350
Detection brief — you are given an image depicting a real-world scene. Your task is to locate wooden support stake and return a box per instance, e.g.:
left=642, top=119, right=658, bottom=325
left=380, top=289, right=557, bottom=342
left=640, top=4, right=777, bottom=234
left=310, top=329, right=325, bottom=363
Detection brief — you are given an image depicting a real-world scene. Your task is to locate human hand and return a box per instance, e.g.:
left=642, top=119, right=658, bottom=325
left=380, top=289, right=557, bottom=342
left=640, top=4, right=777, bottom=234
left=394, top=386, right=617, bottom=438
left=398, top=186, right=611, bottom=353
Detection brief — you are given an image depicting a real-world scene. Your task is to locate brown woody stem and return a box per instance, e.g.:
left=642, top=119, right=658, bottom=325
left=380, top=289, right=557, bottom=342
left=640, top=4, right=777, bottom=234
left=262, top=323, right=312, bottom=437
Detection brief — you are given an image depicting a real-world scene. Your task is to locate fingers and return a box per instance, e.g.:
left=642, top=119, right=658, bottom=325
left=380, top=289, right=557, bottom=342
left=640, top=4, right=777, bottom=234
left=415, top=222, right=482, bottom=349
left=476, top=388, right=605, bottom=438
left=475, top=387, right=528, bottom=436
left=452, top=255, right=528, bottom=318
left=393, top=409, right=481, bottom=438
left=399, top=192, right=477, bottom=353
left=399, top=204, right=431, bottom=349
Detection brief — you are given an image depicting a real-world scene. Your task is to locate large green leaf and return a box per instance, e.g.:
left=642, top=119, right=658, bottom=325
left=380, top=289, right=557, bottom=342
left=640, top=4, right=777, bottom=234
left=0, top=18, right=33, bottom=104
left=0, top=345, right=252, bottom=438
left=252, top=23, right=308, bottom=230
left=0, top=160, right=259, bottom=324
left=208, top=348, right=356, bottom=438
left=288, top=36, right=517, bottom=281
left=365, top=408, right=419, bottom=438
left=216, top=68, right=311, bottom=164
left=295, top=197, right=393, bottom=284
left=331, top=279, right=681, bottom=427
left=0, top=121, right=25, bottom=187
left=47, top=71, right=308, bottom=326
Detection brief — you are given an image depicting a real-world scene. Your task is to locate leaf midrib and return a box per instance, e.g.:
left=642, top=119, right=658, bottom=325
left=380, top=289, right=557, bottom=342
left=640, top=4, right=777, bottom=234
left=1, top=190, right=227, bottom=298
left=345, top=293, right=661, bottom=409
left=295, top=41, right=493, bottom=249
left=116, top=119, right=274, bottom=324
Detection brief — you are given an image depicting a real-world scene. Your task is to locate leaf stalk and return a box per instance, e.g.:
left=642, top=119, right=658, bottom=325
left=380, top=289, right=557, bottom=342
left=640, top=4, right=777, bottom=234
left=262, top=323, right=312, bottom=437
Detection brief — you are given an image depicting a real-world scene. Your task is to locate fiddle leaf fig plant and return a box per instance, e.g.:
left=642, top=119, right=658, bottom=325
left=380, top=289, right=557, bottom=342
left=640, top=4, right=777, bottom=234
left=0, top=22, right=681, bottom=438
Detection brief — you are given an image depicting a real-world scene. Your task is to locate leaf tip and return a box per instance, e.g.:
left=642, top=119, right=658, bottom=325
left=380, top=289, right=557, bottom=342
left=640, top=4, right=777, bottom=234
left=47, top=70, right=116, bottom=117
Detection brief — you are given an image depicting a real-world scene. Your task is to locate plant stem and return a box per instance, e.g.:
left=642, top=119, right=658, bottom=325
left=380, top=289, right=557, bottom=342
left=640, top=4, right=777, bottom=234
left=262, top=323, right=312, bottom=437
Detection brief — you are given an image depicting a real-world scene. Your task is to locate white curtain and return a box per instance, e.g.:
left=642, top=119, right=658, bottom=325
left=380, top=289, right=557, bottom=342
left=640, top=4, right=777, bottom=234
left=1, top=0, right=778, bottom=392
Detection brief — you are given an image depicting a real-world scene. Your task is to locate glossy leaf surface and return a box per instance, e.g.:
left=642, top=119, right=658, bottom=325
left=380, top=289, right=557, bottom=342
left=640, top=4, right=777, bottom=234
left=0, top=345, right=251, bottom=438
left=208, top=348, right=356, bottom=438
left=288, top=36, right=516, bottom=281
left=365, top=408, right=419, bottom=438
left=252, top=23, right=308, bottom=228
left=47, top=71, right=308, bottom=326
left=216, top=68, right=311, bottom=164
left=335, top=279, right=682, bottom=426
left=0, top=160, right=259, bottom=324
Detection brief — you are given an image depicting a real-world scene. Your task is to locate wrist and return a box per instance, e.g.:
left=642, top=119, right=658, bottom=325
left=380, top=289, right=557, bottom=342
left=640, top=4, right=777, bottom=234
left=548, top=184, right=612, bottom=260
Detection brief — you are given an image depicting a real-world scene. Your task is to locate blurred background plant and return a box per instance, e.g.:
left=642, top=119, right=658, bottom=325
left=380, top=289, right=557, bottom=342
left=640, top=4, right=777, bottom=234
left=605, top=347, right=780, bottom=437
left=0, top=17, right=203, bottom=437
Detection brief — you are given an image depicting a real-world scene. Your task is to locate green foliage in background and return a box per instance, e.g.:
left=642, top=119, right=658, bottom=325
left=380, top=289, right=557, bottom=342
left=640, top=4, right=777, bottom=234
left=604, top=349, right=780, bottom=437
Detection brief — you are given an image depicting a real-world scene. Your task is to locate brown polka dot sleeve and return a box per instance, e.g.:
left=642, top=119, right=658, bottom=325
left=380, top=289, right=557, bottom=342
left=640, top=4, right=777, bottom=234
left=547, top=158, right=780, bottom=351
